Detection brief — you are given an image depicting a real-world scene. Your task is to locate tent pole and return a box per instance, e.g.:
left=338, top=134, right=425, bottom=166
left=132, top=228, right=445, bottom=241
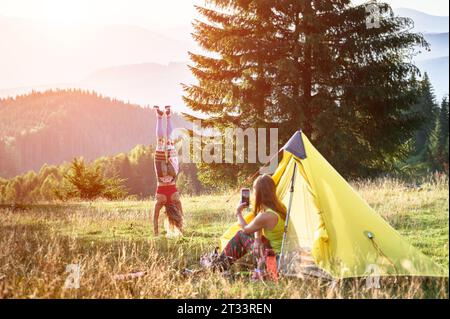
left=278, top=161, right=297, bottom=273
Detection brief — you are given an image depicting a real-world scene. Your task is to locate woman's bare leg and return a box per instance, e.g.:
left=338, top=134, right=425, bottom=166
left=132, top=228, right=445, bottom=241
left=165, top=105, right=174, bottom=140
left=165, top=105, right=179, bottom=176
left=154, top=105, right=165, bottom=151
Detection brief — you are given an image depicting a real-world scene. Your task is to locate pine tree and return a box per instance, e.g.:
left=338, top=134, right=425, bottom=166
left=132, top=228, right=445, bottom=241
left=0, top=140, right=16, bottom=178
left=183, top=1, right=285, bottom=185
left=128, top=145, right=156, bottom=197
left=4, top=179, right=20, bottom=203
left=40, top=174, right=58, bottom=200
left=431, top=97, right=449, bottom=173
left=275, top=1, right=427, bottom=176
left=113, top=153, right=134, bottom=191
left=184, top=1, right=281, bottom=128
left=412, top=73, right=438, bottom=160
left=184, top=0, right=428, bottom=178
left=56, top=158, right=128, bottom=200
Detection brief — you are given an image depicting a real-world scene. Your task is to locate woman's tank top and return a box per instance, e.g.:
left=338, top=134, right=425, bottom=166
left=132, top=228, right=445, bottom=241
left=262, top=208, right=285, bottom=254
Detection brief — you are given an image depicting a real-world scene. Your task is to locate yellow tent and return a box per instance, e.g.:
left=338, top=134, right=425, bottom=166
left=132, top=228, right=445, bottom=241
left=220, top=131, right=447, bottom=279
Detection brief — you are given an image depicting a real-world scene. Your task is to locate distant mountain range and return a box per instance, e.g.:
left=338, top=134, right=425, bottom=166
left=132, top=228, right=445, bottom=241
left=81, top=62, right=196, bottom=112
left=395, top=8, right=449, bottom=33
left=418, top=33, right=449, bottom=61
left=0, top=15, right=195, bottom=89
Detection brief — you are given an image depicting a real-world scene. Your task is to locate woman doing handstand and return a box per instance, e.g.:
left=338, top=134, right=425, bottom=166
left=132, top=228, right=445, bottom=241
left=153, top=105, right=183, bottom=236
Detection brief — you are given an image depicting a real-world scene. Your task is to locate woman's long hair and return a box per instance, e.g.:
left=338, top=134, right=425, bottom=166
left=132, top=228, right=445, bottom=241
left=252, top=174, right=287, bottom=220
left=164, top=203, right=183, bottom=231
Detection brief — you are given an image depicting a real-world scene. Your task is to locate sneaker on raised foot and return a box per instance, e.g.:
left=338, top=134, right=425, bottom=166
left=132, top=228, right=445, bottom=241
left=153, top=105, right=164, bottom=117
left=165, top=105, right=172, bottom=117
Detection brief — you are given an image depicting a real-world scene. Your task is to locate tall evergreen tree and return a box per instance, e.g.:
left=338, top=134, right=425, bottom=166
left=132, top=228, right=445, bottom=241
left=0, top=140, right=16, bottom=178
left=183, top=1, right=283, bottom=185
left=431, top=97, right=449, bottom=173
left=184, top=0, right=428, bottom=178
left=411, top=73, right=438, bottom=160
left=184, top=1, right=281, bottom=128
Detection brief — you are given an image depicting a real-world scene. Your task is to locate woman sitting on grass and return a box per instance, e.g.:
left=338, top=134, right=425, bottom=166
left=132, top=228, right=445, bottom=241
left=204, top=175, right=286, bottom=272
left=152, top=105, right=183, bottom=236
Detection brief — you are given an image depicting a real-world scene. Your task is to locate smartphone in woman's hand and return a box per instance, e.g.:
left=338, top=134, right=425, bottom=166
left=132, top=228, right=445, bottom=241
left=241, top=188, right=250, bottom=207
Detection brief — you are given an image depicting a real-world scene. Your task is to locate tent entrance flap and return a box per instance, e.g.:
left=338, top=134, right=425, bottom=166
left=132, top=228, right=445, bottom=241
left=276, top=157, right=328, bottom=278
left=278, top=161, right=297, bottom=271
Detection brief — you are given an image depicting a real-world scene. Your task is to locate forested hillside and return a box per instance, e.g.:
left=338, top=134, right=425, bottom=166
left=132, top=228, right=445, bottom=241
left=0, top=90, right=187, bottom=177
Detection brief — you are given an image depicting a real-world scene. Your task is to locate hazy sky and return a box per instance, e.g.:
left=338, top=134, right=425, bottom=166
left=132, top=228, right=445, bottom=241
left=0, top=0, right=448, bottom=29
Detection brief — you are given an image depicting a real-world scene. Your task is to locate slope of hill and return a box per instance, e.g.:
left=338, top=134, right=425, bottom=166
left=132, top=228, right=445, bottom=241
left=0, top=90, right=187, bottom=177
left=80, top=62, right=196, bottom=112
left=395, top=8, right=449, bottom=33
left=420, top=33, right=449, bottom=61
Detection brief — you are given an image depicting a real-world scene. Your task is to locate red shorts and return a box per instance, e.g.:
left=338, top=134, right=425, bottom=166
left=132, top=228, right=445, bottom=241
left=156, top=184, right=178, bottom=203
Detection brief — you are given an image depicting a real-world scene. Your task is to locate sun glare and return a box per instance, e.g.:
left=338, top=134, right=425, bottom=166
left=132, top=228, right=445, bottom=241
left=42, top=2, right=89, bottom=23
left=7, top=0, right=93, bottom=24
left=0, top=0, right=203, bottom=28
left=0, top=0, right=448, bottom=29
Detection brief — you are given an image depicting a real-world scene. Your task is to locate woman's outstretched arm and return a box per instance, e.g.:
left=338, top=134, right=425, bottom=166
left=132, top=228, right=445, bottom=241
left=235, top=203, right=267, bottom=235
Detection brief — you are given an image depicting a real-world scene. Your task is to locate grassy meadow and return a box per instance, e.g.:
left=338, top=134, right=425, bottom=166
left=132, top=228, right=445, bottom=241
left=0, top=176, right=448, bottom=299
